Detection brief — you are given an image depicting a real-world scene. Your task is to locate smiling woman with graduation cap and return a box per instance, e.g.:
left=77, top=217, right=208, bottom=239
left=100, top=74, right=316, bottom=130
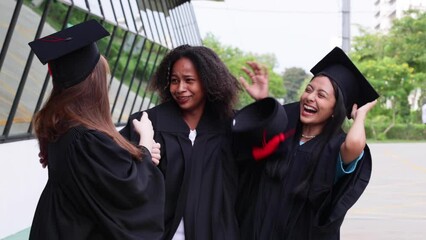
left=28, top=20, right=165, bottom=239
left=233, top=47, right=379, bottom=239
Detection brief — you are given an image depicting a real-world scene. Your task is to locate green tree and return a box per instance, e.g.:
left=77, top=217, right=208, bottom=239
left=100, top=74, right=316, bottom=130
left=203, top=33, right=285, bottom=108
left=351, top=28, right=388, bottom=61
left=282, top=67, right=309, bottom=103
left=357, top=58, right=416, bottom=125
left=387, top=9, right=426, bottom=73
left=352, top=10, right=426, bottom=125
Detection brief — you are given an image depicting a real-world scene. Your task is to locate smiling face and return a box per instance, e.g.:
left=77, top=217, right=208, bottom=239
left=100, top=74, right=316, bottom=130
left=169, top=57, right=206, bottom=115
left=299, top=75, right=336, bottom=129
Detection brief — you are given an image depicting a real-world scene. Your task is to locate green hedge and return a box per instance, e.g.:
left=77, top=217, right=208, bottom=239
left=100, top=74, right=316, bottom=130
left=365, top=123, right=426, bottom=141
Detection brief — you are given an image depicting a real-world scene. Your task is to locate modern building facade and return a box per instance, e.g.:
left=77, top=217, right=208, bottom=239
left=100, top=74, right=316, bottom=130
left=0, top=0, right=204, bottom=144
left=374, top=0, right=426, bottom=31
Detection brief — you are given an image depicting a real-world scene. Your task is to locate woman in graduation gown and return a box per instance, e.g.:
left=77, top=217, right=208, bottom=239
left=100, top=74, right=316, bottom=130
left=234, top=47, right=379, bottom=239
left=28, top=20, right=164, bottom=240
left=121, top=45, right=265, bottom=240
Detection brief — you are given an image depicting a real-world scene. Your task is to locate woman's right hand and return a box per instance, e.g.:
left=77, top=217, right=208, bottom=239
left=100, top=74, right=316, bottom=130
left=133, top=112, right=154, bottom=153
left=132, top=112, right=162, bottom=165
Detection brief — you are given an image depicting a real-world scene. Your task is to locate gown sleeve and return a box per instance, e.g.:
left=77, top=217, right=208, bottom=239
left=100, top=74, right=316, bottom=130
left=68, top=129, right=165, bottom=239
left=313, top=144, right=372, bottom=237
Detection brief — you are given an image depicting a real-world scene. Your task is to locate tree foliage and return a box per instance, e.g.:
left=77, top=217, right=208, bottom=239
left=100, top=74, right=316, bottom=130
left=387, top=10, right=426, bottom=73
left=357, top=58, right=415, bottom=123
left=203, top=33, right=285, bottom=108
left=352, top=9, right=426, bottom=125
left=282, top=67, right=310, bottom=103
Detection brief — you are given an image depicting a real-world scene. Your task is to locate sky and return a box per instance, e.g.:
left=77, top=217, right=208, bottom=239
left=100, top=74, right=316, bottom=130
left=192, top=0, right=376, bottom=72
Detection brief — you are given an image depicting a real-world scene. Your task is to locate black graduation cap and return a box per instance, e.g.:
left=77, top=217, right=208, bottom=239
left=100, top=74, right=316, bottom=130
left=310, top=47, right=379, bottom=118
left=232, top=97, right=288, bottom=161
left=28, top=19, right=110, bottom=88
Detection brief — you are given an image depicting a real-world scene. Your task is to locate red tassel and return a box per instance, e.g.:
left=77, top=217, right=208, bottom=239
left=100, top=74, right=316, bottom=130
left=40, top=36, right=71, bottom=42
left=251, top=129, right=295, bottom=161
left=252, top=133, right=285, bottom=161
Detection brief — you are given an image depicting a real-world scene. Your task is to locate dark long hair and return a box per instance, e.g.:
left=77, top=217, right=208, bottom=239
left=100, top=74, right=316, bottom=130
left=266, top=74, right=346, bottom=181
left=291, top=74, right=347, bottom=195
left=150, top=44, right=241, bottom=119
left=34, top=56, right=142, bottom=165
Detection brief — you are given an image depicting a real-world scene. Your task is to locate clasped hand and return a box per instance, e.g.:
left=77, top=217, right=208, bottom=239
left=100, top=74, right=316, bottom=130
left=132, top=112, right=161, bottom=165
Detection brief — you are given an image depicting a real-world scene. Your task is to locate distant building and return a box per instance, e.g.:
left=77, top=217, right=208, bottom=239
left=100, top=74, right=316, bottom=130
left=374, top=0, right=426, bottom=31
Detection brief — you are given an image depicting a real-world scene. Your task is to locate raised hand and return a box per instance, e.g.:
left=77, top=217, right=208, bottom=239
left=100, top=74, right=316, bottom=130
left=133, top=112, right=154, bottom=153
left=239, top=61, right=269, bottom=100
left=351, top=99, right=378, bottom=121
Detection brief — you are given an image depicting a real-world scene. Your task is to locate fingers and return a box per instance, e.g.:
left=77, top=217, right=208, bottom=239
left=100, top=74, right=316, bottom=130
left=132, top=118, right=139, bottom=126
left=241, top=66, right=255, bottom=80
left=151, top=141, right=161, bottom=166
left=151, top=142, right=161, bottom=154
left=39, top=157, right=47, bottom=168
left=261, top=64, right=269, bottom=78
left=352, top=99, right=378, bottom=119
left=133, top=112, right=153, bottom=133
left=135, top=112, right=155, bottom=149
left=352, top=103, right=358, bottom=113
left=151, top=157, right=160, bottom=166
left=246, top=61, right=268, bottom=76
left=246, top=61, right=260, bottom=72
left=359, top=99, right=378, bottom=112
left=239, top=76, right=250, bottom=90
left=241, top=62, right=268, bottom=82
left=38, top=152, right=47, bottom=168
left=141, top=111, right=149, bottom=121
left=351, top=104, right=358, bottom=119
left=369, top=99, right=378, bottom=107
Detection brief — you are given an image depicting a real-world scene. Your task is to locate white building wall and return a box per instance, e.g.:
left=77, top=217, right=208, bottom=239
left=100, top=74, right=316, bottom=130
left=375, top=0, right=426, bottom=31
left=0, top=139, right=47, bottom=239
left=0, top=126, right=124, bottom=238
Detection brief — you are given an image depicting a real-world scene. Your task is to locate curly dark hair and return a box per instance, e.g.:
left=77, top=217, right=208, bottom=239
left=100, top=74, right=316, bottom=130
left=150, top=44, right=241, bottom=119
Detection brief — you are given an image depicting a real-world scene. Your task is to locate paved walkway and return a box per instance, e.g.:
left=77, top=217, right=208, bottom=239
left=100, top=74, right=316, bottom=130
left=341, top=142, right=426, bottom=240
left=2, top=142, right=426, bottom=239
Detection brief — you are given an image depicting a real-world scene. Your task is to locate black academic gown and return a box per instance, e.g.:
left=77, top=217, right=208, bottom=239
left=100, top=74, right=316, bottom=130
left=120, top=101, right=239, bottom=240
left=236, top=102, right=372, bottom=240
left=29, top=126, right=165, bottom=240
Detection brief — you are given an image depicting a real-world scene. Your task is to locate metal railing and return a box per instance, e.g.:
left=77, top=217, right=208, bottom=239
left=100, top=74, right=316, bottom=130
left=0, top=0, right=202, bottom=143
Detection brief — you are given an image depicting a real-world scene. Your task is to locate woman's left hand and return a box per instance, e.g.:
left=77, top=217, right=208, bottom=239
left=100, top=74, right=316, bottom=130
left=240, top=61, right=269, bottom=100
left=133, top=112, right=154, bottom=153
left=351, top=99, right=378, bottom=120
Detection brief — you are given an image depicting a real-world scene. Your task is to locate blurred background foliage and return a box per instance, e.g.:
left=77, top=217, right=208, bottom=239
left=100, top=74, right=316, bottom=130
left=204, top=10, right=426, bottom=141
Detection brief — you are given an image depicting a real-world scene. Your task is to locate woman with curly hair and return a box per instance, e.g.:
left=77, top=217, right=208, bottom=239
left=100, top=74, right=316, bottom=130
left=120, top=45, right=267, bottom=240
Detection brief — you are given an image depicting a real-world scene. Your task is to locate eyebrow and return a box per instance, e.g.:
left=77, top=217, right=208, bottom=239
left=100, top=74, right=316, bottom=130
left=318, top=89, right=330, bottom=96
left=308, top=84, right=331, bottom=97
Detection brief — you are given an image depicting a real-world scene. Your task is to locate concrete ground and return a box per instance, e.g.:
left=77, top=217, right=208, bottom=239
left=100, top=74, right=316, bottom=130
left=2, top=142, right=426, bottom=239
left=341, top=142, right=426, bottom=240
